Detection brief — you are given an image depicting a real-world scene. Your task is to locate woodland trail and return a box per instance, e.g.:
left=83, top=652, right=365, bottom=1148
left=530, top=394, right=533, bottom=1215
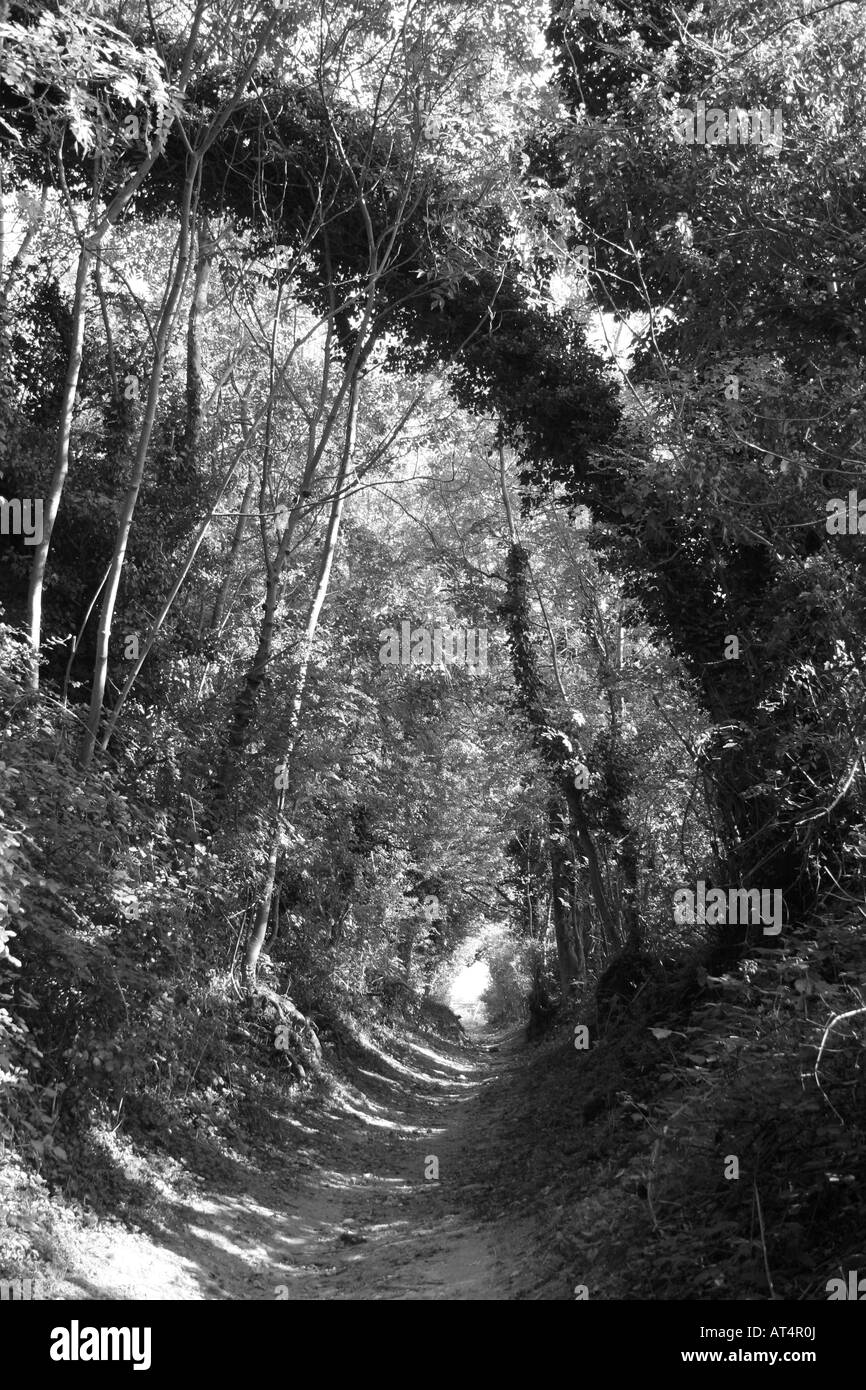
left=37, top=1026, right=541, bottom=1301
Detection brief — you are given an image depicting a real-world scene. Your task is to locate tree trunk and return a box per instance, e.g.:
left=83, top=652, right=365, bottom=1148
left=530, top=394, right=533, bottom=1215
left=210, top=463, right=255, bottom=634
left=182, top=219, right=216, bottom=468
left=210, top=555, right=283, bottom=825
left=548, top=797, right=582, bottom=992
left=209, top=324, right=375, bottom=824
left=500, top=537, right=621, bottom=957
left=563, top=779, right=621, bottom=956
left=242, top=374, right=359, bottom=988
left=572, top=877, right=589, bottom=978
left=97, top=448, right=245, bottom=755
left=80, top=167, right=200, bottom=767
left=26, top=242, right=92, bottom=690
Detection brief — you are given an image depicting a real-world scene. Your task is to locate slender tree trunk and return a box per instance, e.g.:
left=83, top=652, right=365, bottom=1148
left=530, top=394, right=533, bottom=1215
left=80, top=168, right=201, bottom=767
left=182, top=220, right=215, bottom=467
left=548, top=797, right=582, bottom=992
left=563, top=779, right=621, bottom=955
left=501, top=538, right=621, bottom=955
left=97, top=448, right=244, bottom=754
left=25, top=242, right=92, bottom=690
left=209, top=326, right=375, bottom=823
left=572, top=874, right=589, bottom=978
left=209, top=553, right=285, bottom=826
left=210, top=463, right=255, bottom=633
left=605, top=606, right=639, bottom=947
left=242, top=375, right=359, bottom=988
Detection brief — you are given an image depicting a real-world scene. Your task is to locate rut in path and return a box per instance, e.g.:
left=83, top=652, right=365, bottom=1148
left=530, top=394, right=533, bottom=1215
left=40, top=1025, right=540, bottom=1301
left=269, top=1026, right=529, bottom=1301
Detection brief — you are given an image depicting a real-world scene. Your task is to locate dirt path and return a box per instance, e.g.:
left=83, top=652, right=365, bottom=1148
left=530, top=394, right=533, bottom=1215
left=27, top=1025, right=538, bottom=1301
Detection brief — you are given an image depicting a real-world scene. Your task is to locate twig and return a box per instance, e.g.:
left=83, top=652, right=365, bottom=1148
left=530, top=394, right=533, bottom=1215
left=753, top=1179, right=775, bottom=1299
left=228, top=907, right=246, bottom=984
left=646, top=1136, right=663, bottom=1232
left=814, top=1006, right=866, bottom=1122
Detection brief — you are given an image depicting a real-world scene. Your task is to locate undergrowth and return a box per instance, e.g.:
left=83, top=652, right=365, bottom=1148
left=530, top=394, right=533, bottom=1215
left=499, top=929, right=866, bottom=1299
